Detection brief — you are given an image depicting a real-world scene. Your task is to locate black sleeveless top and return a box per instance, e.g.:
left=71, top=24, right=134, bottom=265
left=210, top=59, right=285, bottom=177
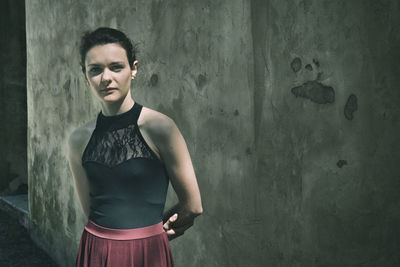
left=81, top=101, right=169, bottom=229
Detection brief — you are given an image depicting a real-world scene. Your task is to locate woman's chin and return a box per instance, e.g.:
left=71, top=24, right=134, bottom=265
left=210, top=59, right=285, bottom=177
left=95, top=89, right=129, bottom=103
left=100, top=93, right=121, bottom=102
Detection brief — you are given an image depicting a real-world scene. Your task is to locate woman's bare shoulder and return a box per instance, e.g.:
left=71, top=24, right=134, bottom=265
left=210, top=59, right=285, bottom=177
left=68, top=119, right=96, bottom=154
left=139, top=106, right=176, bottom=137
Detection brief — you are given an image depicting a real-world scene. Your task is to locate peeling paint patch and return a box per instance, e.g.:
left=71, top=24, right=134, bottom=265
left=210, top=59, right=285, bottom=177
left=291, top=81, right=335, bottom=104
left=50, top=86, right=60, bottom=96
left=150, top=74, right=158, bottom=87
left=291, top=57, right=302, bottom=73
left=344, top=94, right=357, bottom=120
left=234, top=109, right=239, bottom=116
left=336, top=160, right=348, bottom=168
left=305, top=64, right=313, bottom=71
left=67, top=189, right=76, bottom=226
left=63, top=79, right=71, bottom=91
left=245, top=147, right=252, bottom=155
left=313, top=58, right=320, bottom=67
left=196, top=73, right=207, bottom=89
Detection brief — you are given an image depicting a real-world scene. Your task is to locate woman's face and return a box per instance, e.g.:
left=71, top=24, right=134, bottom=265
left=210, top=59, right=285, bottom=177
left=84, top=43, right=137, bottom=103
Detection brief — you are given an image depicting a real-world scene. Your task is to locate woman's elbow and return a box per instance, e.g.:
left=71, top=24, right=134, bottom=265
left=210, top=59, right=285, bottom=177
left=190, top=205, right=203, bottom=216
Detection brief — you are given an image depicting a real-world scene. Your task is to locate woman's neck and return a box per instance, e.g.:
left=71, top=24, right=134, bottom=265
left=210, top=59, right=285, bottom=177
left=100, top=95, right=135, bottom=117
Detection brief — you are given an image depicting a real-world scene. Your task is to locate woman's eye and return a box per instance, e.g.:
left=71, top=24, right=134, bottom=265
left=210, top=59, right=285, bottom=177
left=88, top=67, right=102, bottom=75
left=110, top=65, right=123, bottom=71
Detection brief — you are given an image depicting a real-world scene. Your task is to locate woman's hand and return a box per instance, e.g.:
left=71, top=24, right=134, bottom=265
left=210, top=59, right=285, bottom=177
left=163, top=208, right=201, bottom=241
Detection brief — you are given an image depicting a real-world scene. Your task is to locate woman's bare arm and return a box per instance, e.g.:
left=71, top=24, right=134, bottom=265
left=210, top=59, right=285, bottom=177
left=67, top=129, right=91, bottom=220
left=144, top=114, right=203, bottom=240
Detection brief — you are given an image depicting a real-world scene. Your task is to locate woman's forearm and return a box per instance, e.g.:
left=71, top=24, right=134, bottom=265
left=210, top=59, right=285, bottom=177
left=162, top=201, right=203, bottom=224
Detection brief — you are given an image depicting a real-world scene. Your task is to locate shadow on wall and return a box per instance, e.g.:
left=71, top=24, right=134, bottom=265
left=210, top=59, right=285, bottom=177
left=0, top=0, right=28, bottom=196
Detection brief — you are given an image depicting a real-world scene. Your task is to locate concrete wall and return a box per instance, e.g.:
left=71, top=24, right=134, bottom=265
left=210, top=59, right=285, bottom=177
left=0, top=0, right=27, bottom=195
left=26, top=0, right=400, bottom=266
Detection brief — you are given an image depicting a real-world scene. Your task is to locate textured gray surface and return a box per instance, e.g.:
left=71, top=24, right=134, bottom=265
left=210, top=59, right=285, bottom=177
left=26, top=0, right=400, bottom=266
left=0, top=194, right=29, bottom=230
left=0, top=208, right=56, bottom=266
left=1, top=194, right=29, bottom=214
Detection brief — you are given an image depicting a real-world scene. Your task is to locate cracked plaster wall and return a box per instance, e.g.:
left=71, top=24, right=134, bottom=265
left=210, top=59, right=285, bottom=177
left=26, top=0, right=400, bottom=266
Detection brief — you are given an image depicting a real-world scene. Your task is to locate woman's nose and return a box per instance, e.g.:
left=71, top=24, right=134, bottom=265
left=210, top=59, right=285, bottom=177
left=101, top=68, right=112, bottom=83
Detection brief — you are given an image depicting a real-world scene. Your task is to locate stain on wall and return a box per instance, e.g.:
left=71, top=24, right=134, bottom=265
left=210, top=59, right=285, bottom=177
left=291, top=80, right=335, bottom=104
left=305, top=64, right=313, bottom=71
left=149, top=73, right=158, bottom=87
left=344, top=94, right=358, bottom=120
left=336, top=159, right=348, bottom=168
left=291, top=57, right=302, bottom=72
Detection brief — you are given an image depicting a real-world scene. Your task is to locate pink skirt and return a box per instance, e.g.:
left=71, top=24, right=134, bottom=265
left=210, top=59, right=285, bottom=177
left=76, top=220, right=174, bottom=267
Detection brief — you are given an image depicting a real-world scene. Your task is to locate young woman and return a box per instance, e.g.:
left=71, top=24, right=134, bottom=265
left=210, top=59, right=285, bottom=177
left=67, top=27, right=203, bottom=267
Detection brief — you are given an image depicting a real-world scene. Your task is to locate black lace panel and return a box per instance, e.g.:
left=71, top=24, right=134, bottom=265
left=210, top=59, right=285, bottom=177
left=82, top=124, right=158, bottom=167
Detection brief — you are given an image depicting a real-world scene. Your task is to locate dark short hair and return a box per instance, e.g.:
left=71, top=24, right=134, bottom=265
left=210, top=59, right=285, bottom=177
left=79, top=27, right=137, bottom=73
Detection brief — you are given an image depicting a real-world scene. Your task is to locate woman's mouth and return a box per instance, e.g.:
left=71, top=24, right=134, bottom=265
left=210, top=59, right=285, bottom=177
left=102, top=87, right=117, bottom=92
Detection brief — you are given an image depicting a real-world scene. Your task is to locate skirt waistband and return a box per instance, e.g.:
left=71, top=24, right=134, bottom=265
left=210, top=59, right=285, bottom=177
left=84, top=220, right=165, bottom=240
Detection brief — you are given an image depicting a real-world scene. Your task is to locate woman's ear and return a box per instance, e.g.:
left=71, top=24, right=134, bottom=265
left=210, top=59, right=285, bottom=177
left=131, top=60, right=138, bottom=79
